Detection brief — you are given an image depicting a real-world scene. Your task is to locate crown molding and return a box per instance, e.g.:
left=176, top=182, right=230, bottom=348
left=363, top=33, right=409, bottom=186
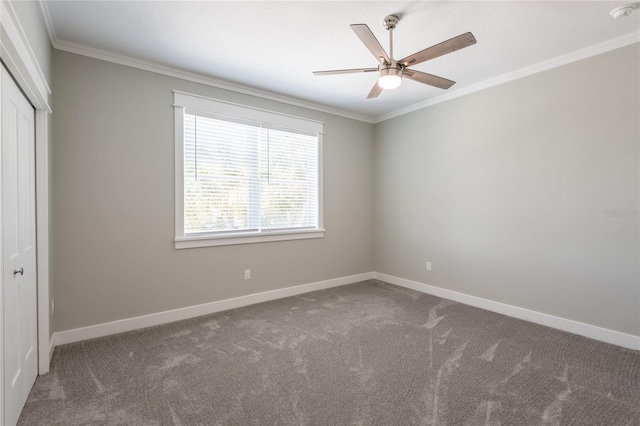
left=373, top=31, right=640, bottom=123
left=38, top=0, right=639, bottom=125
left=38, top=0, right=377, bottom=124
left=38, top=0, right=373, bottom=123
left=51, top=40, right=376, bottom=124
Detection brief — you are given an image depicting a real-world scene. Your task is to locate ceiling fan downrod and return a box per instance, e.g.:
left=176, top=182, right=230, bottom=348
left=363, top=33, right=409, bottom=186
left=383, top=15, right=399, bottom=62
left=378, top=15, right=402, bottom=89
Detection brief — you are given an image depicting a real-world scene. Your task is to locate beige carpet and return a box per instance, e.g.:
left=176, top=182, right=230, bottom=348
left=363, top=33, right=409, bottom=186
left=19, top=280, right=640, bottom=425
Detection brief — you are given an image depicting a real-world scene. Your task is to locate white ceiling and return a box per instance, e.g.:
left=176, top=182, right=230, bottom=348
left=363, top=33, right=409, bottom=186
left=42, top=1, right=640, bottom=121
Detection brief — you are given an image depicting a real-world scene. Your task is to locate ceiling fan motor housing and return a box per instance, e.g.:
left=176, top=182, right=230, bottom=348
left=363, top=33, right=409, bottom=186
left=379, top=62, right=402, bottom=78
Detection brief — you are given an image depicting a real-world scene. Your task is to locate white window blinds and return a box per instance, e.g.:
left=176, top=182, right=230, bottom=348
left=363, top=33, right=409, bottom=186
left=184, top=113, right=318, bottom=235
left=183, top=114, right=260, bottom=234
left=174, top=91, right=323, bottom=247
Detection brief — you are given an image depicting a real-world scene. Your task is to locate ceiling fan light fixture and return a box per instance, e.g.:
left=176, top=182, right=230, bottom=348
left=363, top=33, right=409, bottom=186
left=378, top=67, right=402, bottom=90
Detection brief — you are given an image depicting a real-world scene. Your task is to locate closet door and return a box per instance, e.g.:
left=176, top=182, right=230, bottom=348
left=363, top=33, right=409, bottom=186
left=2, top=65, right=37, bottom=426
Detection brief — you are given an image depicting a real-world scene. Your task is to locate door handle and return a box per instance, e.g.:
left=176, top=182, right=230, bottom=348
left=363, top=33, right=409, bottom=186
left=14, top=268, right=24, bottom=276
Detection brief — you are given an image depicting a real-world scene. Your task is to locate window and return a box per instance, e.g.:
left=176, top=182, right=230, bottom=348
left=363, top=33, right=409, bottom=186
left=174, top=91, right=324, bottom=248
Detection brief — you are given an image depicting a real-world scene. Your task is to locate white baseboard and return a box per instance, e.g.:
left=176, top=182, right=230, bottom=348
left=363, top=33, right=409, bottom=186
left=374, top=272, right=640, bottom=351
left=53, top=272, right=373, bottom=347
left=52, top=271, right=639, bottom=351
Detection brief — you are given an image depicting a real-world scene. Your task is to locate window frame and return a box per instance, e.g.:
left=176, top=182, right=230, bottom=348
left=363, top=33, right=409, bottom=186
left=174, top=91, right=324, bottom=249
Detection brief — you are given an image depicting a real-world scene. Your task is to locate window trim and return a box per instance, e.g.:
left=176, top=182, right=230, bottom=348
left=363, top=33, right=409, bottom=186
left=174, top=91, right=324, bottom=249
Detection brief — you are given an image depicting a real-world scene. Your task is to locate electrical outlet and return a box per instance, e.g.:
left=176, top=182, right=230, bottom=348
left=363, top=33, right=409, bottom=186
left=426, top=262, right=432, bottom=271
left=244, top=269, right=251, bottom=280
left=51, top=298, right=55, bottom=313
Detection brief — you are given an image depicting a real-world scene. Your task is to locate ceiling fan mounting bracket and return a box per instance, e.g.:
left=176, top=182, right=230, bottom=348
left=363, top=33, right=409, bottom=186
left=383, top=15, right=399, bottom=30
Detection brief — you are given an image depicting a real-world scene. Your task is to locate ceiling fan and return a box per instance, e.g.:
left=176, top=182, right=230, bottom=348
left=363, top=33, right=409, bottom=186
left=313, top=15, right=477, bottom=98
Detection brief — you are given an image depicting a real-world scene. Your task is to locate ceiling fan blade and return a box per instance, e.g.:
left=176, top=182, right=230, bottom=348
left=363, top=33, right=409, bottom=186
left=350, top=24, right=391, bottom=64
left=404, top=69, right=455, bottom=90
left=313, top=68, right=378, bottom=76
left=399, top=32, right=477, bottom=67
left=367, top=82, right=383, bottom=99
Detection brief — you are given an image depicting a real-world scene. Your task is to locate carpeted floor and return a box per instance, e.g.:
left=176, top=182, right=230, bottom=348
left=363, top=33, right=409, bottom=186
left=19, top=280, right=640, bottom=425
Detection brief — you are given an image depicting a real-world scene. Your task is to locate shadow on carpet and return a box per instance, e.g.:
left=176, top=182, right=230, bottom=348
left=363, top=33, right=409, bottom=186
left=19, top=280, right=640, bottom=425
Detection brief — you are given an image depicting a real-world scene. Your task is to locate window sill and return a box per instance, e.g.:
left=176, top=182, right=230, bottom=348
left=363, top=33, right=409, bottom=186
left=174, top=229, right=325, bottom=249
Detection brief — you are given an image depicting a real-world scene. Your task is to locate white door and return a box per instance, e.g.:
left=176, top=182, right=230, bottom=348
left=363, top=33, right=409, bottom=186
left=2, top=65, right=37, bottom=426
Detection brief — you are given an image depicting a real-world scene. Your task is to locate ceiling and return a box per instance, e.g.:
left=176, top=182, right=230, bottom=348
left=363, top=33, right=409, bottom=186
left=42, top=1, right=640, bottom=122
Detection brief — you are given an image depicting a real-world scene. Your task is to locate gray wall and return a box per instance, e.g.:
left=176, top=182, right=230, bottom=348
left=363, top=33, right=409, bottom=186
left=52, top=50, right=374, bottom=331
left=374, top=44, right=640, bottom=336
left=52, top=42, right=639, bottom=338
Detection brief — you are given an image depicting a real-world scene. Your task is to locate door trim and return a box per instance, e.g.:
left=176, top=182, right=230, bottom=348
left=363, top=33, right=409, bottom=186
left=35, top=109, right=52, bottom=370
left=1, top=0, right=53, bottom=401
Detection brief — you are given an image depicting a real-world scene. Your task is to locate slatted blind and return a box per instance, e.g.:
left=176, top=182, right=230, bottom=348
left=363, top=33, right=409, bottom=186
left=184, top=111, right=318, bottom=235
